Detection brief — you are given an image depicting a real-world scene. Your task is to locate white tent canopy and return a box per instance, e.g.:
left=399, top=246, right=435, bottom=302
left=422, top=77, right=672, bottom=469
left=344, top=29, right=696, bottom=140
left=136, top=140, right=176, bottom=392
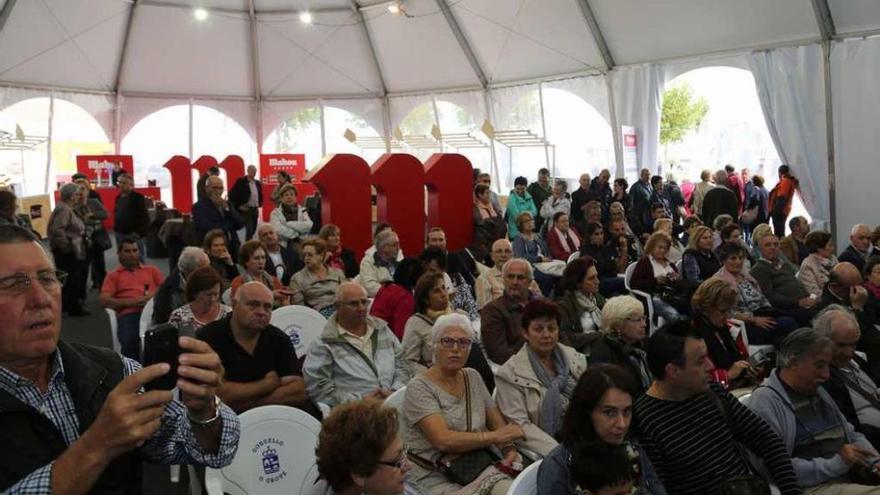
left=3, top=0, right=880, bottom=243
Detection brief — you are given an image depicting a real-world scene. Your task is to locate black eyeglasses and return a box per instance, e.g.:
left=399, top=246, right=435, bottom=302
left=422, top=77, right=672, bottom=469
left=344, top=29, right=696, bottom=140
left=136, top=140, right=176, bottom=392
left=0, top=270, right=67, bottom=294
left=376, top=445, right=409, bottom=470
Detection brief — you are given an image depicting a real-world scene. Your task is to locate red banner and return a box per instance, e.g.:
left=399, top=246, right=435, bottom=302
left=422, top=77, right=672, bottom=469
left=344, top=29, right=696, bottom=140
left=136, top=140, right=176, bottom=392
left=75, top=155, right=133, bottom=183
left=259, top=153, right=316, bottom=220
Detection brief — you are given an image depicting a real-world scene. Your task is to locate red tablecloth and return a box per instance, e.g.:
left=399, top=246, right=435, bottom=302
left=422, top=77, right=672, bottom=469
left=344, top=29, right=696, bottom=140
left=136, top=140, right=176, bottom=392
left=53, top=187, right=161, bottom=230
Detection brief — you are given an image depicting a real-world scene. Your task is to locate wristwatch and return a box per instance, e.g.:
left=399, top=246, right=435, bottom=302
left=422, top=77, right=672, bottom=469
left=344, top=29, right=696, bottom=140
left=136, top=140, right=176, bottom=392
left=187, top=396, right=222, bottom=427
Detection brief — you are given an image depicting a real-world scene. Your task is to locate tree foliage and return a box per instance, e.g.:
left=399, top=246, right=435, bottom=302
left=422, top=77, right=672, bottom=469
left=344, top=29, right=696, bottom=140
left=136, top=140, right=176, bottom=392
left=660, top=84, right=709, bottom=145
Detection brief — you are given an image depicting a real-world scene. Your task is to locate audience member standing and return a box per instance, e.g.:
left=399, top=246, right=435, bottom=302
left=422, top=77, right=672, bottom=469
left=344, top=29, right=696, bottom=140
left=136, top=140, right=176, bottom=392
left=540, top=179, right=572, bottom=233
left=768, top=164, right=799, bottom=238
left=505, top=176, right=538, bottom=239
left=196, top=166, right=220, bottom=201
left=270, top=184, right=312, bottom=249
left=113, top=173, right=150, bottom=259
left=193, top=176, right=244, bottom=261
left=228, top=164, right=263, bottom=241
left=570, top=174, right=597, bottom=225
left=527, top=168, right=552, bottom=231
left=690, top=169, right=714, bottom=217
left=73, top=174, right=109, bottom=288
left=100, top=237, right=164, bottom=360
left=47, top=183, right=88, bottom=316
left=701, top=170, right=738, bottom=231
left=725, top=164, right=745, bottom=213
left=629, top=169, right=653, bottom=237
left=590, top=168, right=613, bottom=208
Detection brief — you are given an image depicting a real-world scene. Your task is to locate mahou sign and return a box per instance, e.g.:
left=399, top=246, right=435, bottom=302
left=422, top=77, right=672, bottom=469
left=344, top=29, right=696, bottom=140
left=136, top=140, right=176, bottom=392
left=153, top=153, right=473, bottom=258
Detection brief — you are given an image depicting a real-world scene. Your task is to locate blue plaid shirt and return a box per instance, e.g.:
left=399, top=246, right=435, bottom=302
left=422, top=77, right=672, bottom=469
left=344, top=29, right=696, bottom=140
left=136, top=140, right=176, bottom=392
left=0, top=352, right=240, bottom=494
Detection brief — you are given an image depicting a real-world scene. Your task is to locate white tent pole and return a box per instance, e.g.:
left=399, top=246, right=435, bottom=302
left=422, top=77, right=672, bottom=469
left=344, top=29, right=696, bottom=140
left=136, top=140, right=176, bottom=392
left=114, top=93, right=123, bottom=153
left=188, top=98, right=193, bottom=160
left=247, top=0, right=264, bottom=155
left=0, top=0, right=18, bottom=40
left=44, top=93, right=54, bottom=194
left=606, top=74, right=624, bottom=178
left=810, top=0, right=838, bottom=235
left=382, top=96, right=392, bottom=153
left=431, top=95, right=442, bottom=152
left=319, top=100, right=326, bottom=157
left=483, top=90, right=500, bottom=188
left=537, top=82, right=552, bottom=177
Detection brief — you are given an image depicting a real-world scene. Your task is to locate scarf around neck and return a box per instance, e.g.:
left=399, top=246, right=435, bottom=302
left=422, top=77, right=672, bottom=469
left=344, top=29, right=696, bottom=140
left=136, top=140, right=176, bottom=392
left=281, top=203, right=299, bottom=221
left=553, top=226, right=580, bottom=253
left=526, top=345, right=576, bottom=436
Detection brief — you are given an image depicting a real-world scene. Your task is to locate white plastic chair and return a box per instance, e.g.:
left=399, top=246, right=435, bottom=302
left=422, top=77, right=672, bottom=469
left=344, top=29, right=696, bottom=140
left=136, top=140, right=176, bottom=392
left=623, top=262, right=659, bottom=334
left=271, top=305, right=327, bottom=357
left=506, top=459, right=542, bottom=495
left=105, top=308, right=121, bottom=354
left=221, top=287, right=232, bottom=305
left=139, top=298, right=155, bottom=340
left=205, top=405, right=327, bottom=495
left=384, top=386, right=408, bottom=436
left=728, top=318, right=774, bottom=359
left=566, top=251, right=580, bottom=263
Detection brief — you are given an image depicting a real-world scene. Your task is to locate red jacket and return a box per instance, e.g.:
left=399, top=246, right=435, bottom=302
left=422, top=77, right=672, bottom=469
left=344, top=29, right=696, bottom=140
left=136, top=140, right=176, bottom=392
left=546, top=227, right=582, bottom=261
left=726, top=172, right=745, bottom=213
left=369, top=283, right=414, bottom=340
left=630, top=256, right=679, bottom=294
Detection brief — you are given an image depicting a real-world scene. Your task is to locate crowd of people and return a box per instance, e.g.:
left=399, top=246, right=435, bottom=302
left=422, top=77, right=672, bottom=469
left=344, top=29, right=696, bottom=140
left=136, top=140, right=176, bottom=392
left=6, top=161, right=880, bottom=494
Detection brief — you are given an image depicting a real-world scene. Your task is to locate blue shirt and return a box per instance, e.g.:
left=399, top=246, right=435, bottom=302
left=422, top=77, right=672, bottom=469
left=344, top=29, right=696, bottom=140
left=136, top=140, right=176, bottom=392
left=0, top=351, right=240, bottom=494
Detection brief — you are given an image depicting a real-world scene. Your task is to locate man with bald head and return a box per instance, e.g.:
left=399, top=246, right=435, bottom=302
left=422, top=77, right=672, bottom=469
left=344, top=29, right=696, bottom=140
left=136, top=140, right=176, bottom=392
left=198, top=281, right=315, bottom=415
left=303, top=282, right=409, bottom=407
left=840, top=224, right=875, bottom=275
left=192, top=175, right=244, bottom=260
left=474, top=239, right=540, bottom=309
left=480, top=258, right=538, bottom=364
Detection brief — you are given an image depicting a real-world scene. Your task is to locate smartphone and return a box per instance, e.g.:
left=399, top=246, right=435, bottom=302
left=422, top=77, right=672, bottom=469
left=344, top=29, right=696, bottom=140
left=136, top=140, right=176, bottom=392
left=142, top=323, right=181, bottom=391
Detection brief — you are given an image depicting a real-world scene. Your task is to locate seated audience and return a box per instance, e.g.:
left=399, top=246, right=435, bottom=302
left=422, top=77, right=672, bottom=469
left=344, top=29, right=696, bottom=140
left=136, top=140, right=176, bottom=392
left=269, top=184, right=312, bottom=248
left=840, top=224, right=876, bottom=275
left=712, top=242, right=798, bottom=347
left=100, top=237, right=164, bottom=360
left=718, top=222, right=752, bottom=272
left=577, top=222, right=626, bottom=296
left=557, top=257, right=605, bottom=351
left=230, top=239, right=290, bottom=306
left=0, top=225, right=239, bottom=493
left=198, top=281, right=318, bottom=417
left=574, top=200, right=604, bottom=238
left=474, top=238, right=540, bottom=309
left=401, top=272, right=495, bottom=389
left=537, top=364, right=666, bottom=495
left=798, top=230, right=837, bottom=297
left=304, top=282, right=410, bottom=407
left=495, top=300, right=586, bottom=456
left=480, top=258, right=534, bottom=365
left=369, top=258, right=423, bottom=340
left=539, top=179, right=572, bottom=231
left=257, top=223, right=303, bottom=285
left=168, top=265, right=231, bottom=333
left=546, top=212, right=582, bottom=261
left=290, top=238, right=346, bottom=318
left=319, top=223, right=359, bottom=279
left=472, top=183, right=508, bottom=262
left=750, top=222, right=775, bottom=260
left=152, top=246, right=209, bottom=325
left=680, top=215, right=703, bottom=246
left=589, top=296, right=652, bottom=394
left=681, top=225, right=721, bottom=283
left=512, top=211, right=558, bottom=295
left=692, top=278, right=762, bottom=390
left=607, top=214, right=641, bottom=261
left=506, top=176, right=538, bottom=239
left=815, top=305, right=880, bottom=447
left=420, top=246, right=479, bottom=321
left=780, top=216, right=811, bottom=267
left=864, top=256, right=880, bottom=299
left=635, top=322, right=801, bottom=495
left=610, top=178, right=630, bottom=217
left=357, top=229, right=401, bottom=298
left=316, top=399, right=426, bottom=495
left=203, top=228, right=240, bottom=290
left=751, top=234, right=817, bottom=323
left=748, top=328, right=880, bottom=491
left=404, top=314, right=525, bottom=494
left=711, top=214, right=734, bottom=248
left=652, top=218, right=682, bottom=264
left=629, top=232, right=689, bottom=324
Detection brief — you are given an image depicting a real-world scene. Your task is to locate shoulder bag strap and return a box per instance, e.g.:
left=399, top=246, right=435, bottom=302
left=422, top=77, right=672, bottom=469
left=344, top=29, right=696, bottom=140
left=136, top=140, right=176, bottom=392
left=707, top=389, right=760, bottom=475
left=463, top=369, right=472, bottom=432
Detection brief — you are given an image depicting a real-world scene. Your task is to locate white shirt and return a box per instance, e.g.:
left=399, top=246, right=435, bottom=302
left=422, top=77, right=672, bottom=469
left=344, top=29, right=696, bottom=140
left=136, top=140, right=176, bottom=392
left=339, top=324, right=375, bottom=360
left=840, top=361, right=880, bottom=428
left=246, top=179, right=259, bottom=207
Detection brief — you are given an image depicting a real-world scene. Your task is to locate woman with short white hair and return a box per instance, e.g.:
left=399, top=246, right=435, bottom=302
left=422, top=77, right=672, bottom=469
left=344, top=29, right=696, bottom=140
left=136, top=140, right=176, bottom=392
left=404, top=313, right=525, bottom=495
left=588, top=295, right=652, bottom=393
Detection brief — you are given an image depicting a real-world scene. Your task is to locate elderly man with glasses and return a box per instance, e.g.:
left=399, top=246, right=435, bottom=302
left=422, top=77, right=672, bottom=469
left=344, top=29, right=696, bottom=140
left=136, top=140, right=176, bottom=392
left=304, top=281, right=410, bottom=408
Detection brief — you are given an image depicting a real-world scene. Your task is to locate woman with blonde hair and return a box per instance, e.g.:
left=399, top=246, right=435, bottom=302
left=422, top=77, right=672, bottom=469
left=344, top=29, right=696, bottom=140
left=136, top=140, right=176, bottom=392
left=681, top=225, right=720, bottom=283
left=588, top=295, right=652, bottom=393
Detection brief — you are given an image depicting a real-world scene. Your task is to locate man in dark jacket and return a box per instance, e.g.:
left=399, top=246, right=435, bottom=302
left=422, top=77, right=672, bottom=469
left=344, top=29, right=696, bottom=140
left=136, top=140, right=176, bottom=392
left=839, top=224, right=875, bottom=275
left=193, top=176, right=244, bottom=260
left=152, top=246, right=209, bottom=325
left=701, top=169, right=739, bottom=229
left=257, top=223, right=302, bottom=286
left=0, top=225, right=239, bottom=493
left=113, top=173, right=150, bottom=260
left=228, top=164, right=263, bottom=240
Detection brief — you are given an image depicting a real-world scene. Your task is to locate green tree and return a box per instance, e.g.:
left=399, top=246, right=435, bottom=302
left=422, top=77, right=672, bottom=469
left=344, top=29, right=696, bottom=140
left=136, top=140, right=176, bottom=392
left=277, top=107, right=320, bottom=151
left=660, top=84, right=709, bottom=162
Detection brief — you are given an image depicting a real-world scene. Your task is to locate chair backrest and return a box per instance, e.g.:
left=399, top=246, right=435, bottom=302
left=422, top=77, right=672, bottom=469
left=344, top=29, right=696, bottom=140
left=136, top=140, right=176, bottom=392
left=139, top=298, right=155, bottom=340
left=506, top=459, right=542, bottom=495
left=222, top=288, right=232, bottom=305
left=105, top=308, right=120, bottom=353
left=271, top=305, right=327, bottom=357
left=204, top=405, right=326, bottom=495
left=624, top=262, right=638, bottom=290
left=384, top=386, right=407, bottom=436
left=566, top=251, right=580, bottom=263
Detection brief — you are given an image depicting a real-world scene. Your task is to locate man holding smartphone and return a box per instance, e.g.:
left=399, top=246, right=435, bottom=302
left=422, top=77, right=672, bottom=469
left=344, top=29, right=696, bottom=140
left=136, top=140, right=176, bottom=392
left=0, top=225, right=240, bottom=493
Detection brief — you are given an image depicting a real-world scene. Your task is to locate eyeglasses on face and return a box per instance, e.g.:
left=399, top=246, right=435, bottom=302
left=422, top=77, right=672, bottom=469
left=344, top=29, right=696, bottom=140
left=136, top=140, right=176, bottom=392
left=376, top=445, right=409, bottom=470
left=0, top=270, right=67, bottom=294
left=438, top=337, right=473, bottom=349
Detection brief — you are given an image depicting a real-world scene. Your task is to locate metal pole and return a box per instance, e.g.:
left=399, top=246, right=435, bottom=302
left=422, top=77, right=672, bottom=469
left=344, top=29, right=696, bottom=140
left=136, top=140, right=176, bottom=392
left=606, top=75, right=624, bottom=178
left=44, top=93, right=54, bottom=194
left=431, top=95, right=442, bottom=152
left=483, top=90, right=500, bottom=188
left=537, top=82, right=552, bottom=177
left=319, top=101, right=326, bottom=157
left=822, top=40, right=837, bottom=238
left=188, top=98, right=194, bottom=160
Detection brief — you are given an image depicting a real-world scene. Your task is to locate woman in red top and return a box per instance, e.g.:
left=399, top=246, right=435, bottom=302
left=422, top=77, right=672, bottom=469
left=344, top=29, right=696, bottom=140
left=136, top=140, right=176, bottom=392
left=369, top=257, right=424, bottom=340
left=546, top=211, right=582, bottom=261
left=768, top=164, right=799, bottom=238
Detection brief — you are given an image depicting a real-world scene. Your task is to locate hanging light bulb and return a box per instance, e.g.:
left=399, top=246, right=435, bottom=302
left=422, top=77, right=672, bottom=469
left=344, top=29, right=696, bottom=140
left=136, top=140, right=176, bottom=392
left=387, top=3, right=401, bottom=14
left=299, top=12, right=313, bottom=24
left=193, top=8, right=208, bottom=21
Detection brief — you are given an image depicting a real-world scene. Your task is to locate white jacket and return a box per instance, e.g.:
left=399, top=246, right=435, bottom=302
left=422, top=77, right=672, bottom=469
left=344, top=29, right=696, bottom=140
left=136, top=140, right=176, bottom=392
left=269, top=206, right=312, bottom=247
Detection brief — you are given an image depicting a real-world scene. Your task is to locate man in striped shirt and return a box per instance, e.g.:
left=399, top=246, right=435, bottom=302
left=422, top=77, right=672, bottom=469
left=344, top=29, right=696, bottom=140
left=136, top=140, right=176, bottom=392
left=635, top=321, right=802, bottom=495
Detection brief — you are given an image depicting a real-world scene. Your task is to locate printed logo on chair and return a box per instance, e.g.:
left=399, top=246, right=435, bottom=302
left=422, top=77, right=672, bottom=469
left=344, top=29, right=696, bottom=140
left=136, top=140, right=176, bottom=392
left=285, top=326, right=302, bottom=347
left=253, top=438, right=288, bottom=484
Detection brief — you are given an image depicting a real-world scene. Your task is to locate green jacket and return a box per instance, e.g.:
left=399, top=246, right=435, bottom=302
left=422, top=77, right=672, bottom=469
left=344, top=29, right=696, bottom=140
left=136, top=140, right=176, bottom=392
left=505, top=190, right=537, bottom=239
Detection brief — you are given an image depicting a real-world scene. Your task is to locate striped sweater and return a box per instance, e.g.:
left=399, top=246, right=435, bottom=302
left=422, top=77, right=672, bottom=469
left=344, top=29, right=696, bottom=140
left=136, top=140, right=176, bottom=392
left=635, top=383, right=802, bottom=495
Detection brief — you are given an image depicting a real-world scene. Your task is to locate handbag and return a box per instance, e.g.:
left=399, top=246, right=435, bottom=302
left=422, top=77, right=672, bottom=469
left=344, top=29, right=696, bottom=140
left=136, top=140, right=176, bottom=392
left=409, top=371, right=499, bottom=486
left=534, top=260, right=566, bottom=277
left=740, top=206, right=759, bottom=225
left=92, top=229, right=112, bottom=251
left=707, top=390, right=771, bottom=495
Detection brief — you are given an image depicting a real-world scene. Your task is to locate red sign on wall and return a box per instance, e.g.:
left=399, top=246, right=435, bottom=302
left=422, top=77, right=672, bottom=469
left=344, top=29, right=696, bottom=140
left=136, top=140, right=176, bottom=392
left=259, top=154, right=305, bottom=184
left=75, top=155, right=133, bottom=182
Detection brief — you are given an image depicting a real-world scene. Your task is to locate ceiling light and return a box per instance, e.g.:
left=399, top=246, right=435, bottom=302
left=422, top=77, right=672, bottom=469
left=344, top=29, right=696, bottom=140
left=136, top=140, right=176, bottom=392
left=193, top=8, right=208, bottom=21
left=387, top=3, right=401, bottom=14
left=299, top=12, right=313, bottom=24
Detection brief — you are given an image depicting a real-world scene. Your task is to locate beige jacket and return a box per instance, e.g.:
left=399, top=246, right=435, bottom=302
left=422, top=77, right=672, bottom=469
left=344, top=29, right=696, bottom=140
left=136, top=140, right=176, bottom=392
left=474, top=267, right=541, bottom=309
left=494, top=344, right=586, bottom=456
left=355, top=253, right=393, bottom=297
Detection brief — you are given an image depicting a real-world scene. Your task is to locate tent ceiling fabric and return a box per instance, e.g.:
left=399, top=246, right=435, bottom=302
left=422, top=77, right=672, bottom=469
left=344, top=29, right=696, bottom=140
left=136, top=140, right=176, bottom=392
left=0, top=0, right=879, bottom=98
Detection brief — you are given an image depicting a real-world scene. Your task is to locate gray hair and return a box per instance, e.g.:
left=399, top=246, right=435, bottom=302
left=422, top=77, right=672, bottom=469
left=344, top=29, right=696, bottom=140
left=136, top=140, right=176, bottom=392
left=554, top=179, right=568, bottom=192
left=852, top=224, right=871, bottom=236
left=59, top=183, right=80, bottom=201
left=334, top=281, right=366, bottom=303
left=177, top=247, right=208, bottom=276
left=713, top=170, right=728, bottom=184
left=600, top=295, right=644, bottom=334
left=777, top=328, right=833, bottom=368
left=255, top=222, right=275, bottom=240
left=813, top=304, right=859, bottom=339
left=374, top=229, right=398, bottom=250
left=501, top=257, right=533, bottom=280
left=431, top=313, right=474, bottom=343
